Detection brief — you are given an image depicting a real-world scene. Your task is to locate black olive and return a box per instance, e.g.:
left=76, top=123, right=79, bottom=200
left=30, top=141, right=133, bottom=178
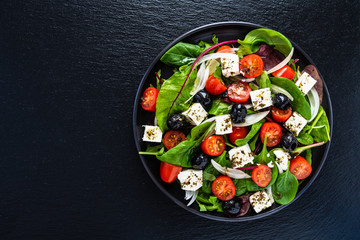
left=282, top=132, right=298, bottom=151
left=194, top=90, right=212, bottom=111
left=273, top=93, right=291, bottom=110
left=191, top=153, right=210, bottom=170
left=221, top=90, right=228, bottom=99
left=223, top=199, right=242, bottom=217
left=230, top=104, right=247, bottom=123
left=167, top=114, right=187, bottom=130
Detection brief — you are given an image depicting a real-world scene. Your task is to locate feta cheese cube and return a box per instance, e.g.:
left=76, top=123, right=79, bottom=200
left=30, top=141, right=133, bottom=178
left=250, top=88, right=272, bottom=111
left=284, top=112, right=307, bottom=136
left=249, top=190, right=274, bottom=213
left=215, top=114, right=233, bottom=135
left=221, top=56, right=239, bottom=78
left=182, top=103, right=208, bottom=126
left=229, top=144, right=254, bottom=168
left=273, top=149, right=291, bottom=172
left=142, top=125, right=162, bottom=143
left=295, top=72, right=317, bottom=95
left=177, top=169, right=203, bottom=191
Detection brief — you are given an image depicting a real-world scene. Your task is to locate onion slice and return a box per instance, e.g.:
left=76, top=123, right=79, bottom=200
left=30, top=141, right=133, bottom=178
left=307, top=87, right=320, bottom=122
left=271, top=84, right=294, bottom=101
left=184, top=190, right=198, bottom=206
left=266, top=48, right=294, bottom=74
left=211, top=160, right=251, bottom=179
left=233, top=111, right=270, bottom=127
left=190, top=62, right=208, bottom=96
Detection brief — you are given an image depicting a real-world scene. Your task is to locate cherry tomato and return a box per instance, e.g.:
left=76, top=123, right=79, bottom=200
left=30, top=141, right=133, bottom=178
left=271, top=107, right=292, bottom=123
left=205, top=74, right=227, bottom=95
left=251, top=164, right=272, bottom=187
left=216, top=45, right=236, bottom=54
left=227, top=81, right=252, bottom=103
left=272, top=65, right=295, bottom=80
left=201, top=135, right=225, bottom=156
left=163, top=130, right=186, bottom=150
left=260, top=122, right=283, bottom=147
left=239, top=54, right=264, bottom=78
left=160, top=162, right=182, bottom=183
left=229, top=127, right=249, bottom=145
left=212, top=176, right=236, bottom=201
left=290, top=156, right=312, bottom=180
left=141, top=87, right=159, bottom=111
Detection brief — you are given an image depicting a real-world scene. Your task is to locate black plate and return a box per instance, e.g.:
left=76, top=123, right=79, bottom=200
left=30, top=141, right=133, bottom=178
left=133, top=22, right=333, bottom=222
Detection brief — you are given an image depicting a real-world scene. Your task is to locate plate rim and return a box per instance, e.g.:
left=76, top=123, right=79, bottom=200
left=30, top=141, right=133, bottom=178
left=132, top=21, right=333, bottom=222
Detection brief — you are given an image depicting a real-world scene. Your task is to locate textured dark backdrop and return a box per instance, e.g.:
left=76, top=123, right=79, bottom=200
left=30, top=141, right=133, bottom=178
left=0, top=0, right=359, bottom=239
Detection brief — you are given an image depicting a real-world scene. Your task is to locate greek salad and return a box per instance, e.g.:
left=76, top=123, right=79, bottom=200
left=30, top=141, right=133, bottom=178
left=138, top=28, right=330, bottom=217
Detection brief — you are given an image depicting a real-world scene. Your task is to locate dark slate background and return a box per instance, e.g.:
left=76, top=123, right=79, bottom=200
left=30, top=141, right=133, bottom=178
left=0, top=0, right=359, bottom=239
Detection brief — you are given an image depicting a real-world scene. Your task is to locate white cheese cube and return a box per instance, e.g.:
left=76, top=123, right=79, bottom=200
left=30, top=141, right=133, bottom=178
left=182, top=103, right=208, bottom=126
left=177, top=169, right=203, bottom=191
left=273, top=149, right=291, bottom=172
left=250, top=88, right=272, bottom=111
left=295, top=72, right=317, bottom=95
left=142, top=125, right=162, bottom=143
left=215, top=114, right=233, bottom=135
left=284, top=112, right=307, bottom=136
left=221, top=56, right=239, bottom=78
left=249, top=190, right=274, bottom=213
left=229, top=144, right=254, bottom=168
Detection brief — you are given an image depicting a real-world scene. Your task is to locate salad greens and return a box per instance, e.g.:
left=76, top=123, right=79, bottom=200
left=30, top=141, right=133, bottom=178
left=270, top=77, right=312, bottom=120
left=156, top=65, right=197, bottom=132
left=139, top=28, right=331, bottom=218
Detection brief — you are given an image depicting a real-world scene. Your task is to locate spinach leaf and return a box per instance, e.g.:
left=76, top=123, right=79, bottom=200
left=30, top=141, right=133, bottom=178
left=208, top=99, right=230, bottom=116
left=304, top=149, right=312, bottom=165
left=291, top=142, right=325, bottom=155
left=160, top=42, right=202, bottom=67
left=238, top=28, right=293, bottom=56
left=156, top=65, right=197, bottom=132
left=155, top=69, right=163, bottom=90
left=253, top=135, right=274, bottom=165
left=296, top=131, right=314, bottom=145
left=246, top=163, right=278, bottom=191
left=272, top=167, right=299, bottom=205
left=257, top=71, right=272, bottom=90
left=138, top=144, right=165, bottom=156
left=157, top=122, right=215, bottom=167
left=156, top=140, right=196, bottom=167
left=249, top=132, right=260, bottom=151
left=308, top=106, right=330, bottom=143
left=203, top=172, right=216, bottom=181
left=270, top=77, right=311, bottom=120
left=187, top=121, right=213, bottom=141
left=235, top=119, right=265, bottom=146
left=233, top=179, right=247, bottom=196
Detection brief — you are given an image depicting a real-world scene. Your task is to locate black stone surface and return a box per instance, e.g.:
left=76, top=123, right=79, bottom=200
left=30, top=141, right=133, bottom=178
left=0, top=1, right=359, bottom=239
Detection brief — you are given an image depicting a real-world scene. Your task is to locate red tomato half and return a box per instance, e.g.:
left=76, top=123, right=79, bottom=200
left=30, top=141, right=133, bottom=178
left=141, top=87, right=159, bottom=111
left=239, top=54, right=264, bottom=78
left=251, top=164, right=272, bottom=187
left=216, top=45, right=236, bottom=54
left=227, top=81, right=252, bottom=103
left=290, top=156, right=312, bottom=180
left=229, top=127, right=249, bottom=145
left=160, top=162, right=182, bottom=183
left=260, top=122, right=283, bottom=147
left=201, top=135, right=225, bottom=156
left=271, top=107, right=292, bottom=123
left=163, top=130, right=186, bottom=150
left=212, top=176, right=236, bottom=201
left=205, top=74, right=227, bottom=95
left=272, top=65, right=295, bottom=80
